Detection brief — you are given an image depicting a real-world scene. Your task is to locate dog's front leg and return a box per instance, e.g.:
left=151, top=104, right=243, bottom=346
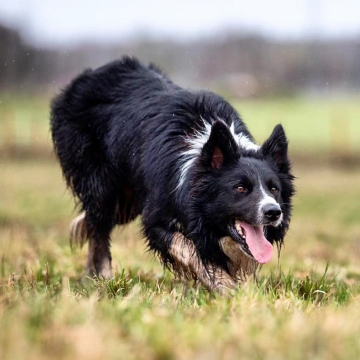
left=169, top=233, right=236, bottom=294
left=143, top=213, right=235, bottom=293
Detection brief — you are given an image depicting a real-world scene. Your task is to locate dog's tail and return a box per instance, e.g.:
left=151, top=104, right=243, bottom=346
left=70, top=211, right=89, bottom=248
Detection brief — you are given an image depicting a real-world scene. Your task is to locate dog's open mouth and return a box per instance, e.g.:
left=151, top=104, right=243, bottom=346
left=227, top=220, right=273, bottom=264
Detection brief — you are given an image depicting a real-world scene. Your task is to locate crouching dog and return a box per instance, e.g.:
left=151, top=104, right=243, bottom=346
left=51, top=57, right=294, bottom=293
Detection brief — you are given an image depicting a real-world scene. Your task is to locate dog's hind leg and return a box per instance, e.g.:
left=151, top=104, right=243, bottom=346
left=69, top=209, right=114, bottom=279
left=83, top=194, right=120, bottom=279
left=86, top=234, right=113, bottom=279
left=69, top=172, right=120, bottom=279
left=84, top=211, right=115, bottom=279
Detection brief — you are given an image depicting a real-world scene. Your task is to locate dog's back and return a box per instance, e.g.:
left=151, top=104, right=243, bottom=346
left=51, top=57, right=175, bottom=191
left=51, top=58, right=176, bottom=215
left=50, top=57, right=181, bottom=276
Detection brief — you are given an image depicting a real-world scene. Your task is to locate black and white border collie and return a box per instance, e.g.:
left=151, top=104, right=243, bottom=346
left=51, top=57, right=295, bottom=293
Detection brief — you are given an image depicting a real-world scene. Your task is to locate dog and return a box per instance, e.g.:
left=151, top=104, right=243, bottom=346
left=50, top=56, right=294, bottom=293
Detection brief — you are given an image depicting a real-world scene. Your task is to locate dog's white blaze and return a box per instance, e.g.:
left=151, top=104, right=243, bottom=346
left=258, top=182, right=283, bottom=227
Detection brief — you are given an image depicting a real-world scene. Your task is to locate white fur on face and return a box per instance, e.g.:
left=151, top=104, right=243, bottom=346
left=177, top=119, right=259, bottom=190
left=257, top=182, right=283, bottom=227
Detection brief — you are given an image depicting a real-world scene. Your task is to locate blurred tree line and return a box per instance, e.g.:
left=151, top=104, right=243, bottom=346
left=1, top=23, right=359, bottom=97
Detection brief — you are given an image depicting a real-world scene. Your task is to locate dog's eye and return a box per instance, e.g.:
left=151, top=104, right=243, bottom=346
left=236, top=186, right=247, bottom=193
left=270, top=187, right=278, bottom=194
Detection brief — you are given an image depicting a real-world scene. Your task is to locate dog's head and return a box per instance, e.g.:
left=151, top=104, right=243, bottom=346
left=188, top=120, right=294, bottom=265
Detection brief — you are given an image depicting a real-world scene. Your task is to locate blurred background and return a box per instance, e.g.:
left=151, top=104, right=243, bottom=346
left=0, top=0, right=359, bottom=283
left=1, top=3, right=360, bottom=358
left=0, top=0, right=359, bottom=157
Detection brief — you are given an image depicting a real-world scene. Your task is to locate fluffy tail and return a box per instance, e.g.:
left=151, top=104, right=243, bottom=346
left=69, top=211, right=89, bottom=248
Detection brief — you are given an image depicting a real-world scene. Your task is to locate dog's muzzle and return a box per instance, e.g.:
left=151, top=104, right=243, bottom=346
left=262, top=204, right=282, bottom=223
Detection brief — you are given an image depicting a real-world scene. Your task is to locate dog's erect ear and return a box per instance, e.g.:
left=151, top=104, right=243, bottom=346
left=200, top=120, right=240, bottom=169
left=261, top=124, right=289, bottom=172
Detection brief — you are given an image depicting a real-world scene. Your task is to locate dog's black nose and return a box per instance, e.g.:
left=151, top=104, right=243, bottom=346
left=263, top=204, right=282, bottom=222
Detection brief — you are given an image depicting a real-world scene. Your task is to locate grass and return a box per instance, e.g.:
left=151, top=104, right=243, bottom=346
left=1, top=94, right=360, bottom=359
left=234, top=96, right=360, bottom=154
left=1, top=93, right=360, bottom=154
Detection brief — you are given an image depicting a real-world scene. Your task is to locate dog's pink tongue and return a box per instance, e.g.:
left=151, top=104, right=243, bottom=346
left=241, top=223, right=273, bottom=264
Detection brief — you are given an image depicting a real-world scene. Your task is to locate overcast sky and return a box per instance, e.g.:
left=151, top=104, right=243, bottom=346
left=0, top=0, right=360, bottom=48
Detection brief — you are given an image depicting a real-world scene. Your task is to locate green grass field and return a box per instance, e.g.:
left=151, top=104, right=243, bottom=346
left=1, top=95, right=360, bottom=359
left=1, top=93, right=360, bottom=153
